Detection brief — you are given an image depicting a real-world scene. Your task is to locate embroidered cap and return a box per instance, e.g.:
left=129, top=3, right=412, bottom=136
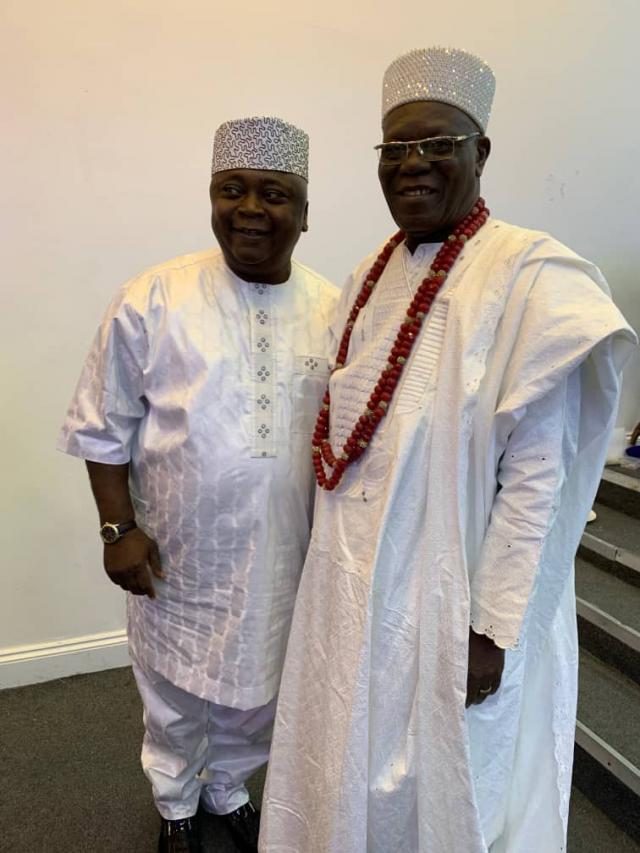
left=382, top=47, right=496, bottom=132
left=211, top=116, right=309, bottom=181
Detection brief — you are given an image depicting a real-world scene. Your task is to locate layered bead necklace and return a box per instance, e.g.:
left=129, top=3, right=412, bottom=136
left=312, top=198, right=489, bottom=491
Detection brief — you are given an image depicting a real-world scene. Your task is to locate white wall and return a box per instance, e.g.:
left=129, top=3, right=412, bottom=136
left=2, top=0, right=638, bottom=685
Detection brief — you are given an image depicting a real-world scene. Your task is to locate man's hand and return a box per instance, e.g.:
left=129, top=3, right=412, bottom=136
left=466, top=628, right=505, bottom=707
left=631, top=421, right=640, bottom=446
left=103, top=528, right=164, bottom=598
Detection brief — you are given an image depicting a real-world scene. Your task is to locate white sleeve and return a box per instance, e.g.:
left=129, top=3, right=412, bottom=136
left=469, top=374, right=577, bottom=649
left=57, top=292, right=148, bottom=464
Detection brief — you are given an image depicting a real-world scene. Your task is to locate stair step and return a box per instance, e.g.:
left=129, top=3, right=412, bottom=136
left=578, top=611, right=640, bottom=686
left=573, top=468, right=640, bottom=842
left=576, top=553, right=640, bottom=683
left=605, top=464, right=640, bottom=485
left=600, top=464, right=640, bottom=519
left=575, top=650, right=640, bottom=841
left=576, top=557, right=640, bottom=633
left=581, top=502, right=640, bottom=582
left=578, top=650, right=640, bottom=775
left=568, top=786, right=640, bottom=852
left=576, top=721, right=640, bottom=799
left=573, top=744, right=640, bottom=845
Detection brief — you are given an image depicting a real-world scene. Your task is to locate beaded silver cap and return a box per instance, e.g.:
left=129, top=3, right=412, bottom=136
left=382, top=47, right=496, bottom=132
left=211, top=116, right=309, bottom=181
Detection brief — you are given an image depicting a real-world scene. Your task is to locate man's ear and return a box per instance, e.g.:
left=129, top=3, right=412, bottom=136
left=476, top=136, right=491, bottom=177
left=301, top=201, right=309, bottom=233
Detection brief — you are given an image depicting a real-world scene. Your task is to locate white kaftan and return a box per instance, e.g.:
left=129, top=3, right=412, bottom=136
left=259, top=221, right=636, bottom=852
left=58, top=249, right=338, bottom=710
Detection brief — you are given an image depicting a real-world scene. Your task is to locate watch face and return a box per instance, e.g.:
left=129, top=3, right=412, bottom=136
left=101, top=524, right=119, bottom=544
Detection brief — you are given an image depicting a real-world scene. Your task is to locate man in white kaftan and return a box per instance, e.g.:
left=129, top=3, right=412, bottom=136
left=259, top=50, right=636, bottom=853
left=58, top=116, right=338, bottom=853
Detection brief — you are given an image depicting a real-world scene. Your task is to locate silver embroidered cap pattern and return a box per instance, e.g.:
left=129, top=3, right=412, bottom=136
left=212, top=116, right=309, bottom=181
left=382, top=47, right=496, bottom=132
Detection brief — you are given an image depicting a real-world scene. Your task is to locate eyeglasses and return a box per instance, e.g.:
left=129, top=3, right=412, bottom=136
left=374, top=132, right=480, bottom=165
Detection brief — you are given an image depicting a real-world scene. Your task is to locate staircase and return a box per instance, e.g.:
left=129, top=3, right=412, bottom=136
left=570, top=465, right=640, bottom=850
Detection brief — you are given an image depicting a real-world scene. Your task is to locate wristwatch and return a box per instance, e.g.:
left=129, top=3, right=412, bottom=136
left=100, top=520, right=137, bottom=544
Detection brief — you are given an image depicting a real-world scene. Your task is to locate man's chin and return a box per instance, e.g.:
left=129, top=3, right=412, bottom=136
left=225, top=247, right=272, bottom=270
left=396, top=219, right=440, bottom=239
left=223, top=250, right=287, bottom=284
left=392, top=208, right=460, bottom=242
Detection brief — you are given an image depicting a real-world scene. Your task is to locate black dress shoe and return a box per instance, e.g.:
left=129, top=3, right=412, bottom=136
left=220, top=801, right=260, bottom=853
left=158, top=816, right=201, bottom=853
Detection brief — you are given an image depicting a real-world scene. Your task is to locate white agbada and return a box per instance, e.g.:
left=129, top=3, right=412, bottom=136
left=58, top=248, right=338, bottom=710
left=260, top=221, right=636, bottom=852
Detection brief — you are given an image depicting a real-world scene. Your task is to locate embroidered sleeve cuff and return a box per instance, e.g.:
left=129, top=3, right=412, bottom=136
left=470, top=600, right=525, bottom=650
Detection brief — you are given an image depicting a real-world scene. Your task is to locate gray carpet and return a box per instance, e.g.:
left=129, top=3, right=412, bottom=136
left=0, top=666, right=637, bottom=852
left=0, top=667, right=263, bottom=852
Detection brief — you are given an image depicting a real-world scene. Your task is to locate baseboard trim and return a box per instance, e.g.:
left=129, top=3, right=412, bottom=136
left=0, top=629, right=130, bottom=690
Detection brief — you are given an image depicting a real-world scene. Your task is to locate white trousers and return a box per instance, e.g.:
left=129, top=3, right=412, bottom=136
left=132, top=662, right=276, bottom=820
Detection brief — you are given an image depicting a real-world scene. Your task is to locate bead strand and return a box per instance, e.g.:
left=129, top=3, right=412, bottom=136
left=312, top=198, right=490, bottom=490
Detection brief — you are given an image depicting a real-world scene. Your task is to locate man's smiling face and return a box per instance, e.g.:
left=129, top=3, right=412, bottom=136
left=378, top=101, right=490, bottom=250
left=210, top=169, right=308, bottom=284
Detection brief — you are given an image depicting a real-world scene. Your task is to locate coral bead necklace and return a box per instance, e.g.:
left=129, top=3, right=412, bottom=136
left=312, top=198, right=490, bottom=491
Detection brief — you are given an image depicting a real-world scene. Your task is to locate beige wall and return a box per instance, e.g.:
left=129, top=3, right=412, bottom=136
left=1, top=0, right=638, bottom=682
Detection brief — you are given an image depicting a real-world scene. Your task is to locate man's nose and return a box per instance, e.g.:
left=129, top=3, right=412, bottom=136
left=401, top=145, right=432, bottom=173
left=238, top=192, right=265, bottom=216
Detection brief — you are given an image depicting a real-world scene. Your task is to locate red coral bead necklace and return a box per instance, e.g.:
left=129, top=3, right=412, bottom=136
left=312, top=198, right=490, bottom=491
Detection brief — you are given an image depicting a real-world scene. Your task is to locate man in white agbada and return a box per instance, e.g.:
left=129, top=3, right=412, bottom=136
left=58, top=116, right=338, bottom=853
left=259, top=50, right=636, bottom=852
